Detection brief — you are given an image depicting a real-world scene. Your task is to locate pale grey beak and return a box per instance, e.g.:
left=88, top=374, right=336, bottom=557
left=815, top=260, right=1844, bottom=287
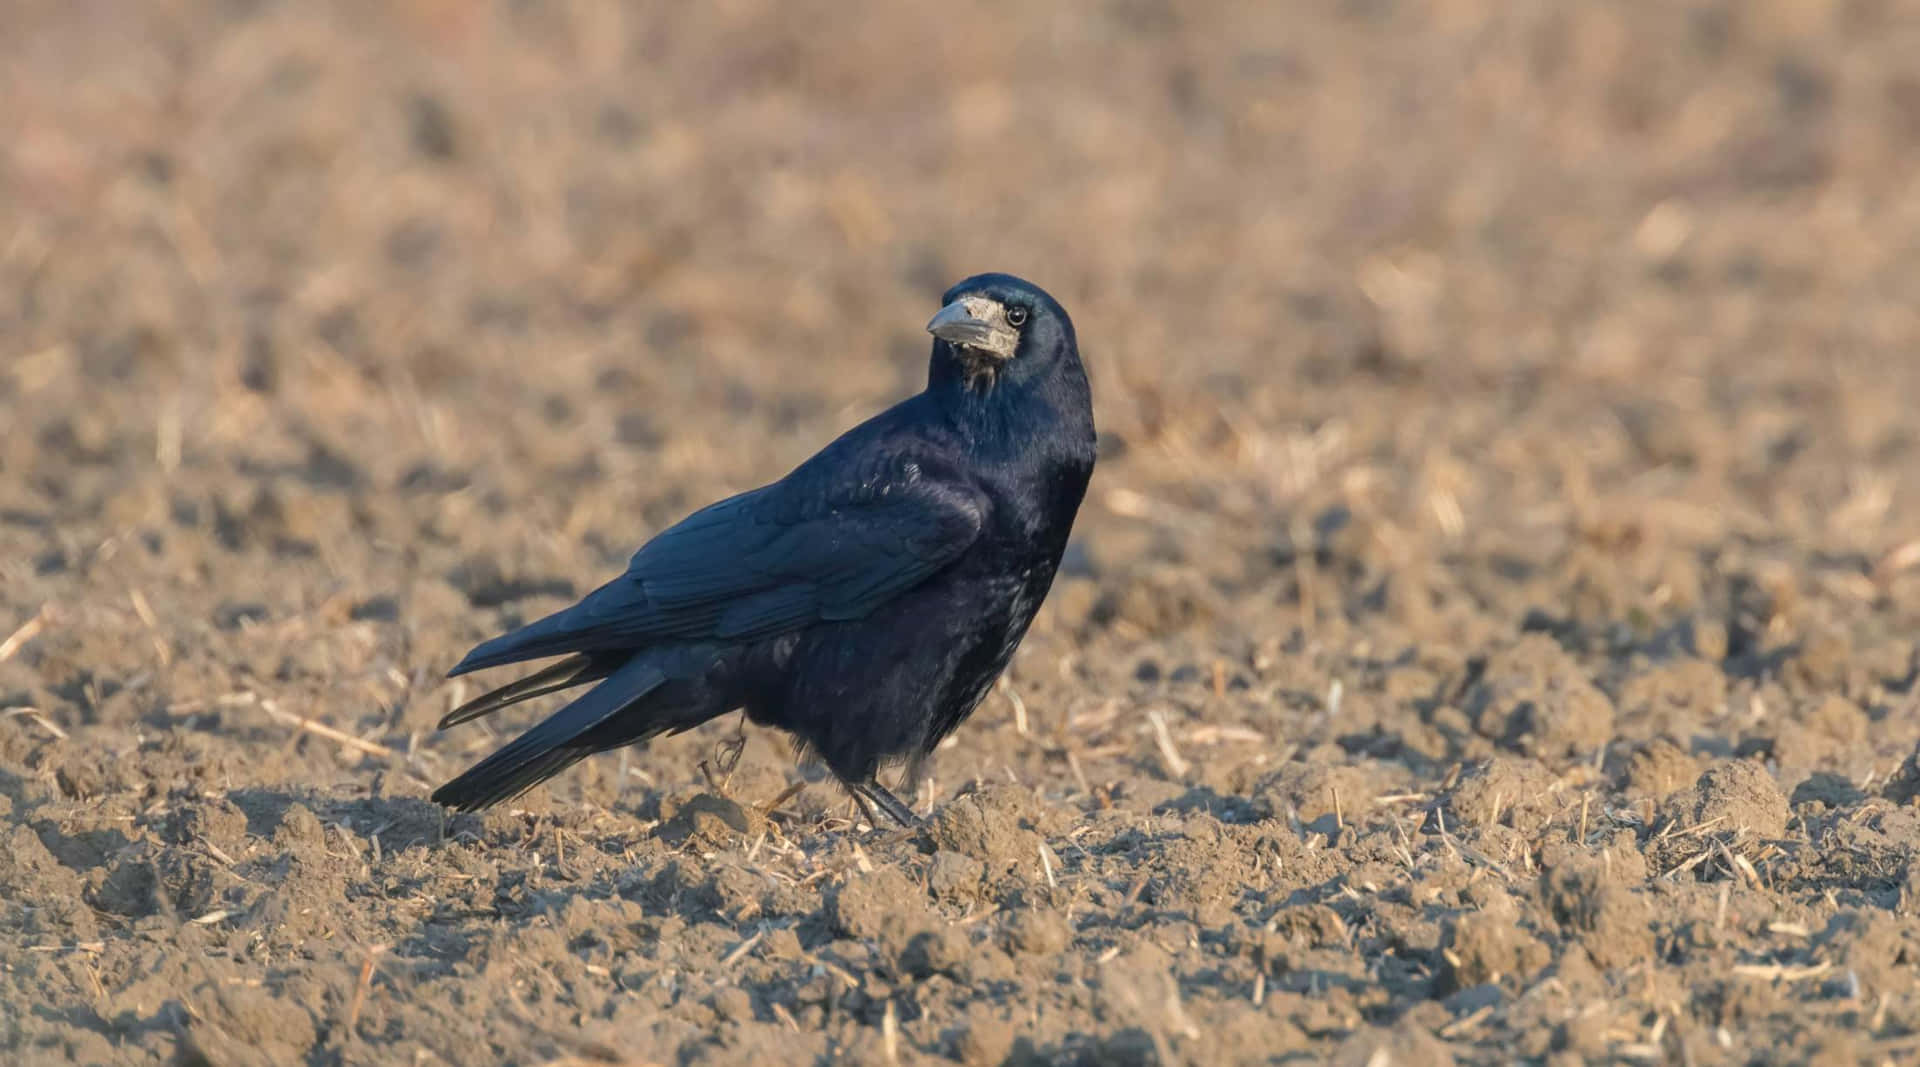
left=926, top=301, right=998, bottom=349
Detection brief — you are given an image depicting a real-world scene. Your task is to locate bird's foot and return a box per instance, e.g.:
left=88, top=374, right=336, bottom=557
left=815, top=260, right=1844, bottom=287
left=699, top=725, right=750, bottom=795
left=715, top=729, right=748, bottom=777
left=850, top=779, right=924, bottom=829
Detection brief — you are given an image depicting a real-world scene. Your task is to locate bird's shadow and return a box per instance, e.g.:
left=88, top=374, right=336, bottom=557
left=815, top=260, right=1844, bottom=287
left=1150, top=784, right=1262, bottom=825
left=228, top=787, right=448, bottom=852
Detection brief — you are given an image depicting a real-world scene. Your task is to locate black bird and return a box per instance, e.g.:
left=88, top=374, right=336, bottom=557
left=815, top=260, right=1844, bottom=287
left=430, top=274, right=1095, bottom=826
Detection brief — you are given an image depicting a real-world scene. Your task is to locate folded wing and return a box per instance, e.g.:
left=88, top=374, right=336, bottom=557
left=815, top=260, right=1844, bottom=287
left=448, top=453, right=986, bottom=675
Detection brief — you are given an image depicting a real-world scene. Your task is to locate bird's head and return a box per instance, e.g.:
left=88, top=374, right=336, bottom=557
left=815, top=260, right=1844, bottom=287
left=925, top=273, right=1078, bottom=393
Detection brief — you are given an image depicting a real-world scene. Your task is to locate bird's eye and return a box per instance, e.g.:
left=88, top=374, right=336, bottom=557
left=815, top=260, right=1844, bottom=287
left=1006, top=306, right=1029, bottom=327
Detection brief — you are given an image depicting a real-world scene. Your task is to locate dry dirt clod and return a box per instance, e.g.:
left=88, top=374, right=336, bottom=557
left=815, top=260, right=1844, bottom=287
left=923, top=786, right=1045, bottom=878
left=1615, top=658, right=1727, bottom=740
left=1625, top=737, right=1702, bottom=799
left=1464, top=634, right=1616, bottom=760
left=165, top=794, right=250, bottom=857
left=1542, top=854, right=1655, bottom=971
left=1003, top=909, right=1070, bottom=956
left=897, top=924, right=971, bottom=979
left=1443, top=912, right=1550, bottom=990
left=828, top=865, right=926, bottom=942
left=1669, top=760, right=1791, bottom=840
left=657, top=792, right=768, bottom=848
left=1250, top=760, right=1386, bottom=828
left=183, top=981, right=321, bottom=1066
left=927, top=849, right=987, bottom=904
left=1445, top=756, right=1571, bottom=835
left=952, top=1007, right=1019, bottom=1067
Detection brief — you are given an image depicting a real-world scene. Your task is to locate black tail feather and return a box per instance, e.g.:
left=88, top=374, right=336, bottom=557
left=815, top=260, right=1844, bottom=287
left=446, top=577, right=633, bottom=677
left=438, top=653, right=615, bottom=729
left=448, top=626, right=578, bottom=678
left=431, top=657, right=668, bottom=812
left=431, top=745, right=596, bottom=813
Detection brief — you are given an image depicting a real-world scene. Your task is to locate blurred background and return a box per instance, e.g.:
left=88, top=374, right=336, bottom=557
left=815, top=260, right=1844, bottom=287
left=7, top=1, right=1920, bottom=1060
left=7, top=0, right=1920, bottom=600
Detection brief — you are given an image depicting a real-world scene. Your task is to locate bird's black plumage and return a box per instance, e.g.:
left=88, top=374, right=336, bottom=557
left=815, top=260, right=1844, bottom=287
left=430, top=273, right=1095, bottom=824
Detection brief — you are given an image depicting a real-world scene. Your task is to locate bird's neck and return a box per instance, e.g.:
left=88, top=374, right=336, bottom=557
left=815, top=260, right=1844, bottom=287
left=930, top=364, right=1095, bottom=463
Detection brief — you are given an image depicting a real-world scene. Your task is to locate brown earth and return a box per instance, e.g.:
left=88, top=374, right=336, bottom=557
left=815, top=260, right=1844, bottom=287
left=6, top=1, right=1920, bottom=1064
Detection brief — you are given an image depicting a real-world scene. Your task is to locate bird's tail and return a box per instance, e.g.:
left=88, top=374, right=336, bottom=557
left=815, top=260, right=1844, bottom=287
left=446, top=577, right=635, bottom=677
left=431, top=656, right=670, bottom=812
left=438, top=652, right=618, bottom=729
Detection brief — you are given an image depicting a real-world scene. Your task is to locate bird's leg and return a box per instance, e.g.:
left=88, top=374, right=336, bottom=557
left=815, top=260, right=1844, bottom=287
left=850, top=779, right=923, bottom=829
left=715, top=714, right=748, bottom=782
left=903, top=755, right=935, bottom=814
left=699, top=714, right=750, bottom=795
left=846, top=789, right=880, bottom=830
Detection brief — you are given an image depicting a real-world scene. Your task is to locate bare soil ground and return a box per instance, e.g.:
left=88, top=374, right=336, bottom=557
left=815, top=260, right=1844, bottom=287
left=6, top=1, right=1920, bottom=1063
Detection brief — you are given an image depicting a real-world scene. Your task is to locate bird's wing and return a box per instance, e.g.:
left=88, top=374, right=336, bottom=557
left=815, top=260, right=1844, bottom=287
left=449, top=452, right=985, bottom=674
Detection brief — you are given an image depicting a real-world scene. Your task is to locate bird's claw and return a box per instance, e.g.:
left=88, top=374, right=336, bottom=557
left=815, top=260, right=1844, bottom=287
left=715, top=731, right=747, bottom=777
